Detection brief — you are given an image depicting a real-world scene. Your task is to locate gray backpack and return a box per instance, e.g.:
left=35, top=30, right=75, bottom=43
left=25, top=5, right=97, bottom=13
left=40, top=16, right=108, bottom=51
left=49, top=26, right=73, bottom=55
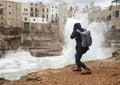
left=76, top=29, right=92, bottom=47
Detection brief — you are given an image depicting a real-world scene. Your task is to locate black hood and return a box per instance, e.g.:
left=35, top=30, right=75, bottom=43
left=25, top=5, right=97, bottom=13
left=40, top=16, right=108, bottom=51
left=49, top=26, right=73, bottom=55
left=73, top=23, right=82, bottom=31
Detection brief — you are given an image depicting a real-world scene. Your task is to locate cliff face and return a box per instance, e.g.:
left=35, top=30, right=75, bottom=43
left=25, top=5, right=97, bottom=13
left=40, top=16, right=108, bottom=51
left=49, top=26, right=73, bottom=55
left=106, top=28, right=120, bottom=49
left=0, top=26, right=63, bottom=57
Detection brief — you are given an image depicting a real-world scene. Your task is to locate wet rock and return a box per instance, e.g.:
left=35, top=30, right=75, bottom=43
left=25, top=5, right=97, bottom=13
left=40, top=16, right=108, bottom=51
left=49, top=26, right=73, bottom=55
left=0, top=78, right=6, bottom=84
left=112, top=49, right=120, bottom=57
left=25, top=76, right=43, bottom=81
left=112, top=73, right=119, bottom=76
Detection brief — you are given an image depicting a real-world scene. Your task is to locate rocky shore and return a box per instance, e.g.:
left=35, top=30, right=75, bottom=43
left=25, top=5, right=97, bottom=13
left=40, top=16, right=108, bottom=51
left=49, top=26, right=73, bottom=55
left=1, top=58, right=120, bottom=85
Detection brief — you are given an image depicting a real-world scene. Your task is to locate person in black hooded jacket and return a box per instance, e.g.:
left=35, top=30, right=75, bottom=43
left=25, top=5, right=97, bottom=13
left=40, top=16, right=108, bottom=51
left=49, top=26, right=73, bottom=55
left=70, top=23, right=91, bottom=74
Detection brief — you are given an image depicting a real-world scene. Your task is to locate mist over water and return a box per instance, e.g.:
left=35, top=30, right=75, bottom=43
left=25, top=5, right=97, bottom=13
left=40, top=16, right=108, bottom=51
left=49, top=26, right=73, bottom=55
left=64, top=12, right=112, bottom=61
left=0, top=12, right=112, bottom=80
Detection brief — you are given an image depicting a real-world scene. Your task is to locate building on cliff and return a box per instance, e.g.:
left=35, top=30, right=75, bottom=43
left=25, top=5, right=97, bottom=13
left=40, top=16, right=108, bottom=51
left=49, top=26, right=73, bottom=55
left=0, top=0, right=79, bottom=56
left=85, top=1, right=120, bottom=49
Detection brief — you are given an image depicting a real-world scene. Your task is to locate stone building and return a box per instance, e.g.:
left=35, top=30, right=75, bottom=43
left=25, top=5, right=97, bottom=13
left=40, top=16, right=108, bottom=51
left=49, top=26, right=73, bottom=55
left=45, top=3, right=59, bottom=23
left=110, top=0, right=120, bottom=30
left=106, top=0, right=120, bottom=48
left=87, top=1, right=120, bottom=29
left=0, top=1, right=75, bottom=33
left=45, top=3, right=76, bottom=43
left=0, top=0, right=77, bottom=56
left=86, top=1, right=120, bottom=49
left=0, top=0, right=22, bottom=28
left=84, top=2, right=101, bottom=23
left=0, top=0, right=5, bottom=27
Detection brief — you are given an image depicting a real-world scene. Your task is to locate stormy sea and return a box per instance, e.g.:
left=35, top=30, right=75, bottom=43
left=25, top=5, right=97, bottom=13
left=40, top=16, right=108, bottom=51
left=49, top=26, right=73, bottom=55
left=0, top=3, right=112, bottom=80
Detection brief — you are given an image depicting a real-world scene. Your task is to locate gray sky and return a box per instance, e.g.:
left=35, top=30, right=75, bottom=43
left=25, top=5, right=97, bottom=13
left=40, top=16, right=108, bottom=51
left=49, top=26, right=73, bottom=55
left=10, top=0, right=112, bottom=3
left=10, top=0, right=112, bottom=8
left=54, top=0, right=111, bottom=3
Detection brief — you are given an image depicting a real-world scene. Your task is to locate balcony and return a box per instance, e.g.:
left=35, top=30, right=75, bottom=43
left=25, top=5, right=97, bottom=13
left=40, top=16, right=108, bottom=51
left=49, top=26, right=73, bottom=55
left=112, top=0, right=120, bottom=6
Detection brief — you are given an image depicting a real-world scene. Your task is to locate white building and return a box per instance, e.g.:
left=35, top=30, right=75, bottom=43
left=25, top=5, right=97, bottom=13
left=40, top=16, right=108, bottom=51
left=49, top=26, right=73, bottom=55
left=45, top=3, right=60, bottom=23
left=21, top=2, right=47, bottom=30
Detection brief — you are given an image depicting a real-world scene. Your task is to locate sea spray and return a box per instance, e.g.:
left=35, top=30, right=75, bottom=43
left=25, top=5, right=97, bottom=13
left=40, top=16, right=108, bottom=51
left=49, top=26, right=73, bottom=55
left=82, top=22, right=112, bottom=61
left=64, top=12, right=112, bottom=61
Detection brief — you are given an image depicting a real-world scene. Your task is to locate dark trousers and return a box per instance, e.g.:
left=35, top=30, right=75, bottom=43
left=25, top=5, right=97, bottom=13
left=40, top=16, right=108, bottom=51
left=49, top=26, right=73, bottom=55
left=75, top=50, right=88, bottom=69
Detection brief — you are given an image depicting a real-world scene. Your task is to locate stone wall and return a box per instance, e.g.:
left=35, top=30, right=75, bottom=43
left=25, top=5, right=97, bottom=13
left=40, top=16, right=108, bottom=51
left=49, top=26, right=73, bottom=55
left=0, top=26, right=62, bottom=56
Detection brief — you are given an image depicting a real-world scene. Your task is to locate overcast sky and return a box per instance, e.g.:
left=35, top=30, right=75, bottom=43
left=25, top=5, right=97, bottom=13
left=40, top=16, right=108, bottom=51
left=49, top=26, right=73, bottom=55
left=9, top=0, right=112, bottom=8
left=9, top=0, right=112, bottom=3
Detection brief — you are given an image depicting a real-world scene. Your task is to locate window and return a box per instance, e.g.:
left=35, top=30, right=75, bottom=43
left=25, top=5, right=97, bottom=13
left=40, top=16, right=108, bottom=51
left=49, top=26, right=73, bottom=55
left=47, top=8, right=49, bottom=12
left=0, top=9, right=3, bottom=15
left=46, top=15, right=48, bottom=18
left=39, top=2, right=42, bottom=4
left=52, top=14, right=54, bottom=17
left=70, top=7, right=73, bottom=11
left=109, top=6, right=112, bottom=11
left=35, top=13, right=38, bottom=17
left=111, top=26, right=116, bottom=29
left=35, top=8, right=37, bottom=12
left=112, top=1, right=116, bottom=6
left=113, top=11, right=114, bottom=16
left=31, top=7, right=33, bottom=11
left=115, top=10, right=119, bottom=18
left=24, top=23, right=29, bottom=29
left=56, top=14, right=57, bottom=17
left=30, top=13, right=34, bottom=17
left=116, top=2, right=120, bottom=6
left=9, top=12, right=11, bottom=15
left=23, top=13, right=28, bottom=15
left=25, top=18, right=27, bottom=21
left=64, top=19, right=66, bottom=23
left=24, top=8, right=28, bottom=11
left=55, top=20, right=57, bottom=23
left=107, top=15, right=111, bottom=20
left=42, top=14, right=45, bottom=18
left=1, top=17, right=3, bottom=19
left=1, top=22, right=3, bottom=25
left=51, top=20, right=54, bottom=23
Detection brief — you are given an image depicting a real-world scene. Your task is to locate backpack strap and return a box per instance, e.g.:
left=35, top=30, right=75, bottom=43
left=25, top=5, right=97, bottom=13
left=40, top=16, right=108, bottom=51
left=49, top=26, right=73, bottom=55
left=76, top=29, right=81, bottom=34
left=76, top=28, right=86, bottom=33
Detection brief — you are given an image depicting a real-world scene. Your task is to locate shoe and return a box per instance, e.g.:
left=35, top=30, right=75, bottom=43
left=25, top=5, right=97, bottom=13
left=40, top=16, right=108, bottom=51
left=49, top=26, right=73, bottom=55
left=81, top=68, right=91, bottom=74
left=73, top=67, right=82, bottom=72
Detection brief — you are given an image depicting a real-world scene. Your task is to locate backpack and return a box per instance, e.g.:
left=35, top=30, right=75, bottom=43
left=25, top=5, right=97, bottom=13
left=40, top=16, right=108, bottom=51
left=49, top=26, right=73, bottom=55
left=76, top=29, right=92, bottom=47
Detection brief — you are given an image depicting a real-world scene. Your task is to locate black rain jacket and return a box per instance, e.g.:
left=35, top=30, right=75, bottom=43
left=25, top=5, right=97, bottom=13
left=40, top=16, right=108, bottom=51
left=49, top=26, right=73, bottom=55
left=70, top=28, right=89, bottom=54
